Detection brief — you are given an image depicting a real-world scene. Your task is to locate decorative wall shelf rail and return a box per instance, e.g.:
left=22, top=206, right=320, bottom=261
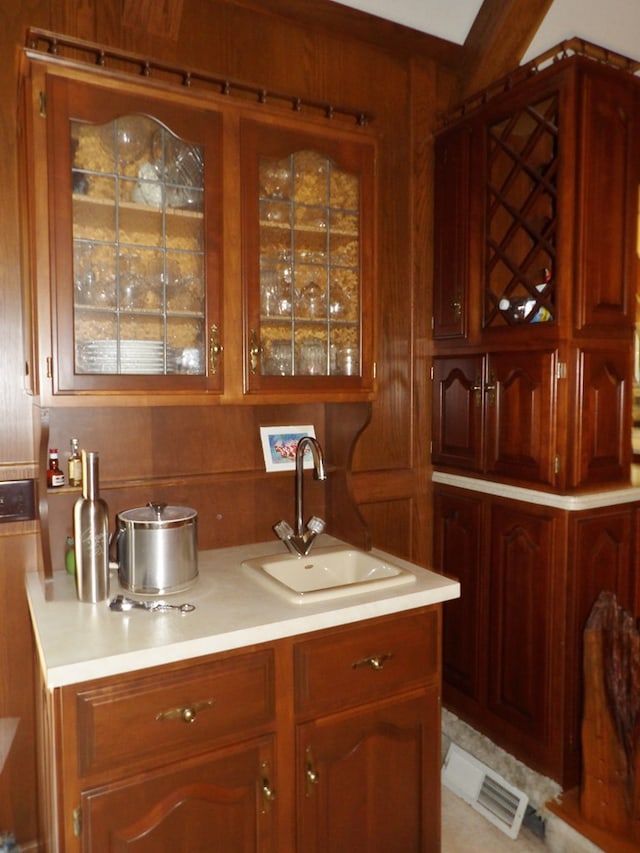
left=25, top=27, right=373, bottom=126
left=441, top=37, right=640, bottom=125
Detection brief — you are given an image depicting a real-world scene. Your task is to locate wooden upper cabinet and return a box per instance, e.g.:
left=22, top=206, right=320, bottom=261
left=43, top=71, right=224, bottom=397
left=569, top=345, right=632, bottom=487
left=433, top=124, right=472, bottom=339
left=432, top=355, right=484, bottom=473
left=486, top=350, right=557, bottom=484
left=20, top=43, right=377, bottom=405
left=573, top=68, right=639, bottom=332
left=240, top=118, right=376, bottom=398
left=432, top=49, right=638, bottom=490
left=433, top=53, right=639, bottom=345
left=432, top=350, right=558, bottom=487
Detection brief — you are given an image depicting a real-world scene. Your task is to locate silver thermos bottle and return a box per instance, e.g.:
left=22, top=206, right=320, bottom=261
left=73, top=450, right=109, bottom=603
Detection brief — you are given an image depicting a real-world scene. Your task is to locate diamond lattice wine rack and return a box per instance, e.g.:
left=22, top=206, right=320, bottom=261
left=484, top=94, right=558, bottom=328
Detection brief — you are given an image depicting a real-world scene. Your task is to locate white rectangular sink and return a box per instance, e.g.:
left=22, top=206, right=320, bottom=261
left=242, top=545, right=416, bottom=604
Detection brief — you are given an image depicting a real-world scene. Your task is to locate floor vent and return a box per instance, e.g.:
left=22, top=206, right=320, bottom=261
left=442, top=743, right=529, bottom=839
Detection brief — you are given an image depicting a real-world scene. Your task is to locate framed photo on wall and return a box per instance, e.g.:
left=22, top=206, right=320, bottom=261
left=260, top=425, right=317, bottom=472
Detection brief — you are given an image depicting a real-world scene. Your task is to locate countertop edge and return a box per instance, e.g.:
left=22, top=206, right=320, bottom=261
left=27, top=538, right=460, bottom=689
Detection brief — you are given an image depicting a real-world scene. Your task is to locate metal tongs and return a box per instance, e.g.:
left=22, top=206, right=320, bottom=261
left=109, top=594, right=195, bottom=613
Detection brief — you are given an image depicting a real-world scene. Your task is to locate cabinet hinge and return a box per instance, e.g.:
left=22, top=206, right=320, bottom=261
left=556, top=361, right=567, bottom=380
left=554, top=455, right=561, bottom=474
left=39, top=91, right=46, bottom=117
left=73, top=806, right=82, bottom=837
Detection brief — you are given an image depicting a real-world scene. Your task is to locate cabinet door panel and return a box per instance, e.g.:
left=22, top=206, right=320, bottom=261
left=486, top=350, right=556, bottom=485
left=82, top=737, right=275, bottom=852
left=433, top=489, right=483, bottom=705
left=433, top=125, right=470, bottom=339
left=487, top=502, right=557, bottom=745
left=574, top=72, right=637, bottom=331
left=432, top=355, right=483, bottom=471
left=297, top=691, right=439, bottom=853
left=240, top=118, right=376, bottom=396
left=46, top=72, right=223, bottom=395
left=572, top=347, right=631, bottom=487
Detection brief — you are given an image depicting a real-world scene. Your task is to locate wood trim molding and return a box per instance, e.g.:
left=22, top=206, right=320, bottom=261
left=460, top=0, right=554, bottom=97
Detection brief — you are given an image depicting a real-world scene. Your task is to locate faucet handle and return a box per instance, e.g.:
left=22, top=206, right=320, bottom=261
left=306, top=516, right=325, bottom=535
left=274, top=520, right=294, bottom=541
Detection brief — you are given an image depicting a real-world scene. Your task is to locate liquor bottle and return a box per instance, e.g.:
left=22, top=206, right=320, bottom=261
left=73, top=451, right=109, bottom=603
left=47, top=449, right=65, bottom=488
left=499, top=272, right=552, bottom=324
left=68, top=438, right=82, bottom=487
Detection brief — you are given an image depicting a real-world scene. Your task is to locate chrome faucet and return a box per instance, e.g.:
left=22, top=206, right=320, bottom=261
left=273, top=436, right=327, bottom=556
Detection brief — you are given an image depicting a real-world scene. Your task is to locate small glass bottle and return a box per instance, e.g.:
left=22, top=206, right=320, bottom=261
left=47, top=448, right=65, bottom=489
left=68, top=438, right=82, bottom=487
left=73, top=451, right=109, bottom=603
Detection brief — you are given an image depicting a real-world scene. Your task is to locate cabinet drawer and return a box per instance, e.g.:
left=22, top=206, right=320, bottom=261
left=74, top=648, right=274, bottom=778
left=294, top=609, right=439, bottom=716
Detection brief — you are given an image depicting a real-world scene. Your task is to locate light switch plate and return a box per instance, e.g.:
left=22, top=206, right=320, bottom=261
left=0, top=479, right=36, bottom=523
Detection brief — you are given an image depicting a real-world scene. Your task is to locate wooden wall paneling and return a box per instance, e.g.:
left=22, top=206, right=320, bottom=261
left=3, top=0, right=463, bottom=842
left=43, top=402, right=330, bottom=560
left=0, top=533, right=40, bottom=842
left=122, top=0, right=185, bottom=42
left=325, top=402, right=372, bottom=550
left=409, top=55, right=438, bottom=566
left=357, top=498, right=415, bottom=561
left=0, top=5, right=50, bottom=841
left=216, top=0, right=466, bottom=67
left=49, top=0, right=99, bottom=41
left=0, top=4, right=44, bottom=473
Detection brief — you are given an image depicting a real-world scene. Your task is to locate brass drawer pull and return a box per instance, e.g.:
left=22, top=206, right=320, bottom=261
left=352, top=652, right=393, bottom=671
left=156, top=699, right=214, bottom=723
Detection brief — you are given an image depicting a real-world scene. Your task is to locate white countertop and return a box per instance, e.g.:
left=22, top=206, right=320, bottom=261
left=433, top=471, right=640, bottom=510
left=26, top=536, right=460, bottom=689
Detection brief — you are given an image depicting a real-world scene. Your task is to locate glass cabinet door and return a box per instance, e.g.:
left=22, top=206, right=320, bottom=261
left=241, top=120, right=375, bottom=395
left=72, top=116, right=205, bottom=375
left=47, top=75, right=222, bottom=394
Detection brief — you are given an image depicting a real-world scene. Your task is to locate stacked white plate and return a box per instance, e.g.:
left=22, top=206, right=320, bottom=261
left=76, top=340, right=166, bottom=374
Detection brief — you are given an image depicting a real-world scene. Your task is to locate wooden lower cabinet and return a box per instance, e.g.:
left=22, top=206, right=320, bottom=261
left=80, top=737, right=276, bottom=852
left=297, top=691, right=439, bottom=853
left=38, top=609, right=441, bottom=852
left=434, top=483, right=640, bottom=789
left=293, top=609, right=442, bottom=853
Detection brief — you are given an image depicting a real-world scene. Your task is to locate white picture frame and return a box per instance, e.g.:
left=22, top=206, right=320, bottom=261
left=260, top=424, right=317, bottom=472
